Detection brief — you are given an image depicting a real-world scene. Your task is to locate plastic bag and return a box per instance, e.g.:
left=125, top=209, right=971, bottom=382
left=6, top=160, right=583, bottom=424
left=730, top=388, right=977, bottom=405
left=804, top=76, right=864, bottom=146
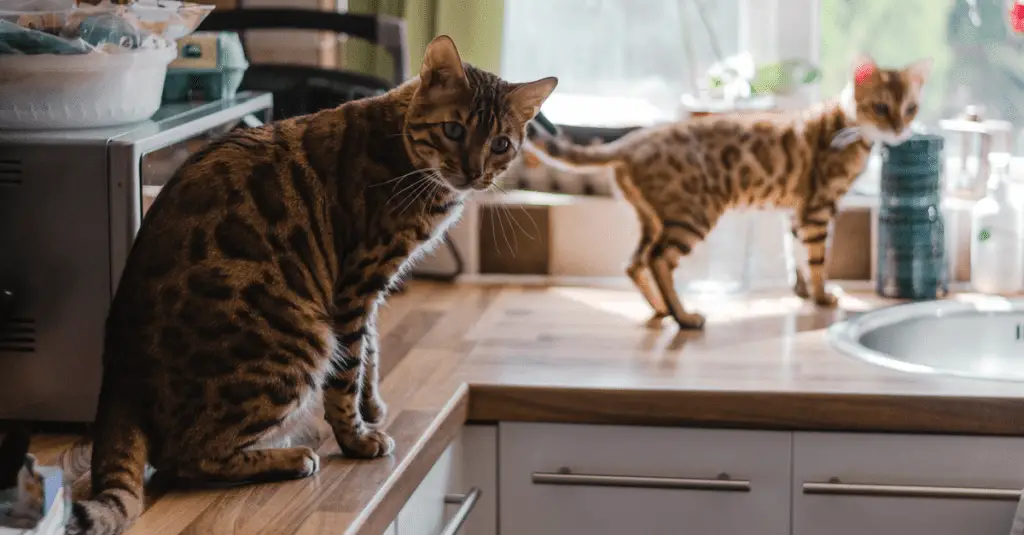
left=0, top=0, right=212, bottom=54
left=122, top=0, right=214, bottom=41
left=0, top=18, right=91, bottom=53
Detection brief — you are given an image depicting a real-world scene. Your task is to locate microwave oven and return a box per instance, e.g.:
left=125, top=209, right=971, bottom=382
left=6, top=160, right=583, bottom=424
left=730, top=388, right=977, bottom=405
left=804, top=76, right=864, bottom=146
left=0, top=92, right=274, bottom=423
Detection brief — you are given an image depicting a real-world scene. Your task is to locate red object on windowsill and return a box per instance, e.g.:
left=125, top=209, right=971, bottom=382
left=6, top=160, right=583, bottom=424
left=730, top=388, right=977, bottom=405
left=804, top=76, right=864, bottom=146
left=1011, top=1, right=1024, bottom=33
left=854, top=61, right=875, bottom=86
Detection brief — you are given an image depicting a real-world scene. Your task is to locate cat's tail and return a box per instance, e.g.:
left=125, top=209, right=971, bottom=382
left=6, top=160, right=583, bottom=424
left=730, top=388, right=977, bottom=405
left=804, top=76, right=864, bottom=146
left=66, top=390, right=148, bottom=535
left=523, top=121, right=623, bottom=168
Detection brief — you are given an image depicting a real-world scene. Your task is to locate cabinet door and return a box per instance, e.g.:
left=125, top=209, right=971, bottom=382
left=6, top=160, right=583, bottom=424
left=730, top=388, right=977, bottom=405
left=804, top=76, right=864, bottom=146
left=398, top=442, right=455, bottom=535
left=499, top=422, right=792, bottom=535
left=443, top=425, right=497, bottom=535
left=793, top=432, right=1024, bottom=535
left=398, top=425, right=497, bottom=535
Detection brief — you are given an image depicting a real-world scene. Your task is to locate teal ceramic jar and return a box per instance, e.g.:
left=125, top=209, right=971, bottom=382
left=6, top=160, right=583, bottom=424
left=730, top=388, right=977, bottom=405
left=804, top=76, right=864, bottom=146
left=875, top=134, right=948, bottom=299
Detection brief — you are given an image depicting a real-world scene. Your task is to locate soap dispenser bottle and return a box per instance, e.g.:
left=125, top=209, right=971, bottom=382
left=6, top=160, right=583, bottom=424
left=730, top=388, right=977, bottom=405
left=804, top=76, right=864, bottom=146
left=970, top=173, right=1024, bottom=294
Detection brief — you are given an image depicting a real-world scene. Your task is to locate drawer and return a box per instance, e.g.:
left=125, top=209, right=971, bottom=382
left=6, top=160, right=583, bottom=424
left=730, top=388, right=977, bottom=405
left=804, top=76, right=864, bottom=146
left=398, top=425, right=496, bottom=535
left=499, top=423, right=791, bottom=535
left=793, top=432, right=1024, bottom=535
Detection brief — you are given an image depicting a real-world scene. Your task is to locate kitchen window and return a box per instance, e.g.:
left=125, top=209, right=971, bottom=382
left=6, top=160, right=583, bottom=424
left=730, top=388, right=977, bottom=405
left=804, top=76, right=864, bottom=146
left=504, top=0, right=1024, bottom=146
left=501, top=0, right=741, bottom=128
left=821, top=0, right=1024, bottom=135
left=496, top=0, right=1024, bottom=288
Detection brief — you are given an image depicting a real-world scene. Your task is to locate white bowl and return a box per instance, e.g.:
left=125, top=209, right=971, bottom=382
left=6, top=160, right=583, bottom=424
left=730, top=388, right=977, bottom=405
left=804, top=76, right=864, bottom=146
left=0, top=44, right=177, bottom=130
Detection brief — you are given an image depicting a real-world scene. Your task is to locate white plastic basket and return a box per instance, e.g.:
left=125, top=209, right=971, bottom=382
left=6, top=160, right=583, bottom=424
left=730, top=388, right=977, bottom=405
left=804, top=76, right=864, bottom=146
left=0, top=44, right=177, bottom=130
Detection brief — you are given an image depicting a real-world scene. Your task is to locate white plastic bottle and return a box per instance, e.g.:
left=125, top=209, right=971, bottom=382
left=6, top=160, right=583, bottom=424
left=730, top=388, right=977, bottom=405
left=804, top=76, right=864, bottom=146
left=970, top=174, right=1024, bottom=295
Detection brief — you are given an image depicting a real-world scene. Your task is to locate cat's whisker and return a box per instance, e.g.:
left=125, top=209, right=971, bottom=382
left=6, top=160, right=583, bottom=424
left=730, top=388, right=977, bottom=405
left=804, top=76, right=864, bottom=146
left=493, top=184, right=537, bottom=240
left=488, top=203, right=499, bottom=256
left=402, top=174, right=440, bottom=216
left=395, top=177, right=435, bottom=216
left=495, top=200, right=515, bottom=257
left=503, top=201, right=534, bottom=242
left=420, top=178, right=444, bottom=219
left=386, top=177, right=424, bottom=211
left=501, top=203, right=521, bottom=252
left=386, top=173, right=433, bottom=206
left=373, top=167, right=440, bottom=188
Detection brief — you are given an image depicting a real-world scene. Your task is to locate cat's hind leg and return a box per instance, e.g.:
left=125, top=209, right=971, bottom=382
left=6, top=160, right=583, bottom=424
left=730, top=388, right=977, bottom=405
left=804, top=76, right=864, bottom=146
left=627, top=242, right=671, bottom=324
left=647, top=220, right=708, bottom=330
left=789, top=222, right=810, bottom=298
left=172, top=447, right=320, bottom=483
left=626, top=219, right=672, bottom=323
left=612, top=162, right=671, bottom=323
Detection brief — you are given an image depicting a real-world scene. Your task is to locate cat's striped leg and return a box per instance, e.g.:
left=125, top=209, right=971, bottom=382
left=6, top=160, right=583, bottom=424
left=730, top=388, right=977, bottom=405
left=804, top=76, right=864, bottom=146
left=790, top=223, right=810, bottom=298
left=323, top=300, right=395, bottom=459
left=359, top=301, right=386, bottom=426
left=796, top=214, right=837, bottom=307
left=647, top=222, right=707, bottom=330
left=626, top=217, right=670, bottom=323
left=172, top=447, right=320, bottom=483
left=612, top=162, right=670, bottom=323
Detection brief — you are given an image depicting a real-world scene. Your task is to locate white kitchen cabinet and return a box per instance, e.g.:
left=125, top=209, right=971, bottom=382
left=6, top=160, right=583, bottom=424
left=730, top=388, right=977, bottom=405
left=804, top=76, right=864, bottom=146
left=442, top=425, right=497, bottom=535
left=793, top=432, right=1024, bottom=535
left=396, top=424, right=497, bottom=535
left=499, top=422, right=792, bottom=535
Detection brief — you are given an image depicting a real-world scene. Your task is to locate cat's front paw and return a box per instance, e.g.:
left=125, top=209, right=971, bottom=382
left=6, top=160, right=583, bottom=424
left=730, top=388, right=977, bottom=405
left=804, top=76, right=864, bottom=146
left=813, top=292, right=839, bottom=308
left=293, top=446, right=321, bottom=477
left=674, top=312, right=706, bottom=330
left=361, top=396, right=388, bottom=427
left=337, top=428, right=396, bottom=459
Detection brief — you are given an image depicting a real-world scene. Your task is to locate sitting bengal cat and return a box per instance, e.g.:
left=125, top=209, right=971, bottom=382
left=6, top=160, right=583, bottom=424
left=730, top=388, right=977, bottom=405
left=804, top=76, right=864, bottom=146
left=56, top=35, right=556, bottom=535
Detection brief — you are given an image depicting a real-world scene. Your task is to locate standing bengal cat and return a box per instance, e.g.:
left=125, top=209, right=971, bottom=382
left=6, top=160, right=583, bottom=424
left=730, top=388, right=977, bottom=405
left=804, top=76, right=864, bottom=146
left=63, top=35, right=556, bottom=535
left=527, top=55, right=931, bottom=329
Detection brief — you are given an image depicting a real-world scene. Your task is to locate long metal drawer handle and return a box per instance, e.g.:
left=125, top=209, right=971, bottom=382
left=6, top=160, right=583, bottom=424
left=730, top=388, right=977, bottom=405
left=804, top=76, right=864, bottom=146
left=532, top=468, right=751, bottom=492
left=440, top=487, right=482, bottom=535
left=803, top=478, right=1022, bottom=501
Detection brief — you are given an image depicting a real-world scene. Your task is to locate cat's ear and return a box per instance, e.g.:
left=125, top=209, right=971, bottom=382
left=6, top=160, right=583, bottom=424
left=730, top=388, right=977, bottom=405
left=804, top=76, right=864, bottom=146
left=851, top=53, right=877, bottom=86
left=419, top=34, right=468, bottom=93
left=506, top=77, right=558, bottom=121
left=904, top=57, right=933, bottom=88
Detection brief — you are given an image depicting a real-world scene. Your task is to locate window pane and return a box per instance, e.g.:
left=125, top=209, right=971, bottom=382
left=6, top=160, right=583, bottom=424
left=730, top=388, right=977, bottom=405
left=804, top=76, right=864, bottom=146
left=820, top=0, right=1024, bottom=150
left=501, top=0, right=739, bottom=127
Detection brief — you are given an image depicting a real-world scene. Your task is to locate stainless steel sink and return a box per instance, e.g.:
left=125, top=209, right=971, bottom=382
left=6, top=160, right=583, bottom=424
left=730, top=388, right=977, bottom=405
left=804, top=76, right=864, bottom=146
left=827, top=298, right=1024, bottom=381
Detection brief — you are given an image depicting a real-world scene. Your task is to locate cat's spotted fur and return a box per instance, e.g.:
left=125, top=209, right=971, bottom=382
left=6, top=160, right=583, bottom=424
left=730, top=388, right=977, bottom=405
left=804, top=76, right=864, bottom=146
left=527, top=55, right=931, bottom=329
left=63, top=35, right=556, bottom=535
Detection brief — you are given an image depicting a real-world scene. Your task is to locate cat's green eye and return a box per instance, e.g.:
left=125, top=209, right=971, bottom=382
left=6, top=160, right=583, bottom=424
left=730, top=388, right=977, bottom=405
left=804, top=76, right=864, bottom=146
left=490, top=136, right=511, bottom=154
left=872, top=103, right=890, bottom=116
left=906, top=103, right=918, bottom=115
left=442, top=122, right=465, bottom=141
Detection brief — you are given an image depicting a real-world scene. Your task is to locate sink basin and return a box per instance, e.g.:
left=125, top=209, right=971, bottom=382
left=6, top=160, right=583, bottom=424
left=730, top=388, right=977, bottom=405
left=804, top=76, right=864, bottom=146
left=827, top=298, right=1024, bottom=381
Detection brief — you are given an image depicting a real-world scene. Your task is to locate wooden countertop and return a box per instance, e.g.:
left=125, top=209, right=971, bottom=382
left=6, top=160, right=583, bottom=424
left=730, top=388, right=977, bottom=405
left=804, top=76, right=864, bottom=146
left=28, top=280, right=1024, bottom=535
